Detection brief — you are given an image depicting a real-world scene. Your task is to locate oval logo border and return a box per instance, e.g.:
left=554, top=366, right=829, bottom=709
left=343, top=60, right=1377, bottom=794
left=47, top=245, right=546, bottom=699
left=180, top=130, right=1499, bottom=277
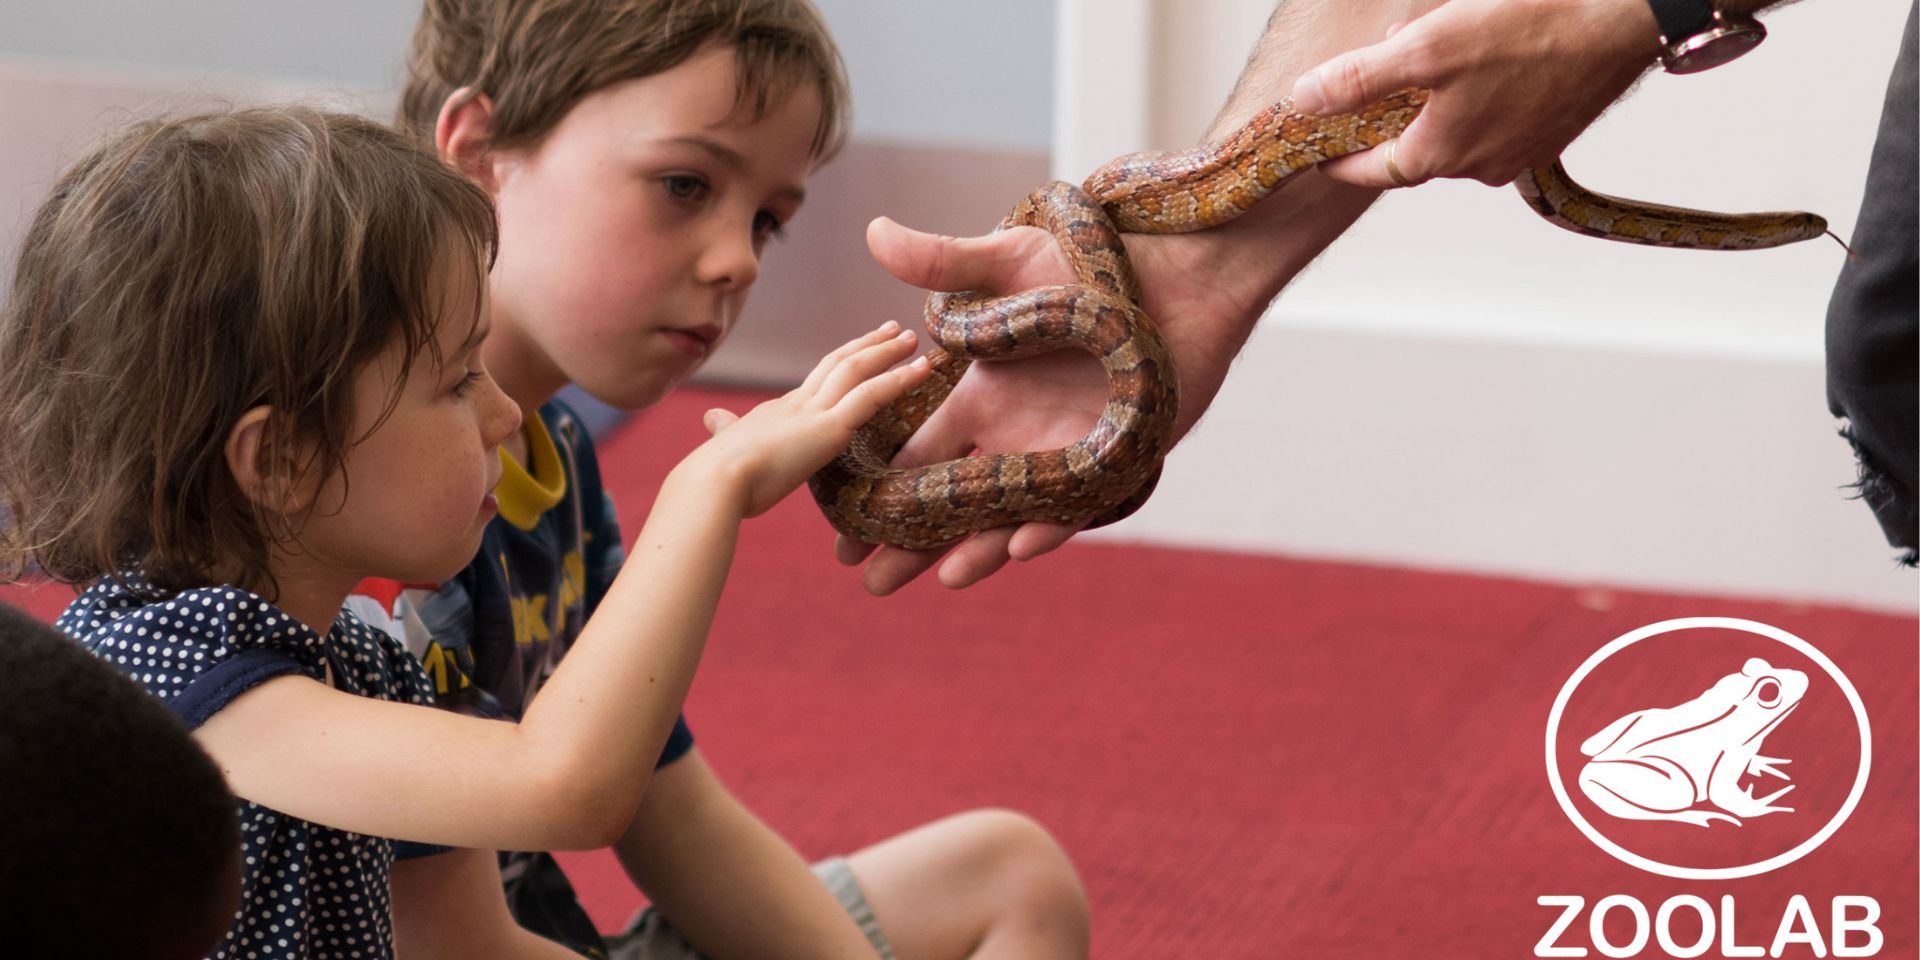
left=1544, top=616, right=1873, bottom=880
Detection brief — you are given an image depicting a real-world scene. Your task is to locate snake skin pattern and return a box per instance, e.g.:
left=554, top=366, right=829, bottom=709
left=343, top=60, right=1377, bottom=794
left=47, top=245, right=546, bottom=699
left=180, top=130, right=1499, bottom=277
left=812, top=88, right=1828, bottom=549
left=1515, top=161, right=1827, bottom=249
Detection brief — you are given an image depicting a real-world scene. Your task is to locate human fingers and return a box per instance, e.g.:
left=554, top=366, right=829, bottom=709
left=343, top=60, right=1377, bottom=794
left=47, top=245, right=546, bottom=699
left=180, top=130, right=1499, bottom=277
left=827, top=351, right=933, bottom=429
left=932, top=518, right=1080, bottom=591
left=829, top=391, right=982, bottom=580
left=813, top=329, right=921, bottom=409
left=933, top=526, right=1020, bottom=589
left=862, top=543, right=951, bottom=596
left=1314, top=128, right=1431, bottom=189
left=1007, top=521, right=1080, bottom=562
left=702, top=407, right=740, bottom=436
left=861, top=495, right=1088, bottom=593
left=867, top=217, right=1072, bottom=294
left=835, top=533, right=878, bottom=566
left=1290, top=14, right=1434, bottom=116
left=798, top=321, right=904, bottom=397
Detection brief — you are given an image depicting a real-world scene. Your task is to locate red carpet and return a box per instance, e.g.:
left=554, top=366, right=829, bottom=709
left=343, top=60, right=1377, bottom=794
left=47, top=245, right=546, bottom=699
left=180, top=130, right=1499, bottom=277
left=7, top=384, right=1914, bottom=958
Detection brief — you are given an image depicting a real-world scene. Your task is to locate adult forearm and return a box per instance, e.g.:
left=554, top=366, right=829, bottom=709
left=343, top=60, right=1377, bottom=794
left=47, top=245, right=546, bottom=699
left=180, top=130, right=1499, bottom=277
left=1211, top=0, right=1436, bottom=138
left=1127, top=0, right=1421, bottom=440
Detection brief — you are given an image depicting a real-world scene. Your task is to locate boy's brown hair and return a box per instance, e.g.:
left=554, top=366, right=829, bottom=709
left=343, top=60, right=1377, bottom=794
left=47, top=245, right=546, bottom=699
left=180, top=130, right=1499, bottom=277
left=0, top=107, right=496, bottom=596
left=398, top=0, right=850, bottom=162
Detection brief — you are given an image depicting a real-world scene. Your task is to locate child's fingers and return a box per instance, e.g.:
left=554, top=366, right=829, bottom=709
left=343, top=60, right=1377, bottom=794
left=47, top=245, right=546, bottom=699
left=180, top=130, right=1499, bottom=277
left=702, top=407, right=740, bottom=436
left=811, top=329, right=920, bottom=405
left=835, top=533, right=880, bottom=566
left=830, top=354, right=933, bottom=425
left=798, top=321, right=903, bottom=397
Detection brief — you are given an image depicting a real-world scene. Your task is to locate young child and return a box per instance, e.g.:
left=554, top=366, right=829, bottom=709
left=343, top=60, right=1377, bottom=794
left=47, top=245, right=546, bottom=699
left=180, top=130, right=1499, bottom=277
left=361, top=0, right=1093, bottom=956
left=0, top=105, right=929, bottom=958
left=0, top=602, right=240, bottom=960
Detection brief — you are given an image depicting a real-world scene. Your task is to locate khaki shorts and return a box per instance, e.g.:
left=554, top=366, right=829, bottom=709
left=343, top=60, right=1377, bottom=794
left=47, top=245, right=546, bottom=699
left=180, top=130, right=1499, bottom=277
left=605, top=857, right=896, bottom=960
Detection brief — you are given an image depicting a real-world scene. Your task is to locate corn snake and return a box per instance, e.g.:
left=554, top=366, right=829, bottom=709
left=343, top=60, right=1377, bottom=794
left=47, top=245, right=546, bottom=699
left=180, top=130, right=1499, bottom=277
left=810, top=88, right=1829, bottom=549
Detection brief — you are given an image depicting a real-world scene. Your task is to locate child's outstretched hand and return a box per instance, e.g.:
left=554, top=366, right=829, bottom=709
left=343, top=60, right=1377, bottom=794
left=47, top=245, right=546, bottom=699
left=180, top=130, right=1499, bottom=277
left=692, top=321, right=930, bottom=518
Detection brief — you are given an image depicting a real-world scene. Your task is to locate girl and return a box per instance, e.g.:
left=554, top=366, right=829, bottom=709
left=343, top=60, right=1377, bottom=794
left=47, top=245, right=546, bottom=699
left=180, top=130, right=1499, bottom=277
left=0, top=105, right=927, bottom=958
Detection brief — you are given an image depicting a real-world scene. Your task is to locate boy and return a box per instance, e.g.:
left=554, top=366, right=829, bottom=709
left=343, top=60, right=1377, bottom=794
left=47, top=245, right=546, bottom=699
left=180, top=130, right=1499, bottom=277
left=358, top=1, right=1091, bottom=956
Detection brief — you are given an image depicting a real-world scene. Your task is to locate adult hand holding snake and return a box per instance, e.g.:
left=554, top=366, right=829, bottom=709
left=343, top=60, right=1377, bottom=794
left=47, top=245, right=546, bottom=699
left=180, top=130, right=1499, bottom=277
left=835, top=0, right=1846, bottom=596
left=833, top=0, right=1667, bottom=595
left=1293, top=0, right=1680, bottom=189
left=836, top=174, right=1382, bottom=595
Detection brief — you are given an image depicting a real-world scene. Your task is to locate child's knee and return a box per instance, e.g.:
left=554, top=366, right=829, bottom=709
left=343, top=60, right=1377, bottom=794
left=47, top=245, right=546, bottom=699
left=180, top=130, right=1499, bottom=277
left=952, top=808, right=1088, bottom=921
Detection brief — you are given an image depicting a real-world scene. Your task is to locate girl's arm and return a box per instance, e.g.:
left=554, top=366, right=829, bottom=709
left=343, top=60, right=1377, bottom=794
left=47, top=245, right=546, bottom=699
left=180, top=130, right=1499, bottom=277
left=612, top=749, right=884, bottom=959
left=196, top=324, right=930, bottom=851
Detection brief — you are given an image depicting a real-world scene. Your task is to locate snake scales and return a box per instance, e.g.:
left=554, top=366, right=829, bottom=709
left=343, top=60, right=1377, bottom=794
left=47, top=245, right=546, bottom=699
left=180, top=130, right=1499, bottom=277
left=810, top=88, right=1830, bottom=550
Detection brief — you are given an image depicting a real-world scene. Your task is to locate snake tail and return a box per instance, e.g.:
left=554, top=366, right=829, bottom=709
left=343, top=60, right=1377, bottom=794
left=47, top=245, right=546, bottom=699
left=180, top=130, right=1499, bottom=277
left=1514, top=161, right=1828, bottom=250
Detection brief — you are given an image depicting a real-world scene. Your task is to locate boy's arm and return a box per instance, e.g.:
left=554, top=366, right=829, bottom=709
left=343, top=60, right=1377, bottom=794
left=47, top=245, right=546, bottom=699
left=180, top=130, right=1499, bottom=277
left=390, top=847, right=583, bottom=959
left=614, top=749, right=883, bottom=960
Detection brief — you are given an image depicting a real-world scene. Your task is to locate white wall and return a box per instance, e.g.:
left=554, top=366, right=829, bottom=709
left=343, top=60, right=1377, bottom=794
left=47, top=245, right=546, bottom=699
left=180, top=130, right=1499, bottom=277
left=811, top=0, right=1052, bottom=150
left=0, top=0, right=418, bottom=91
left=1057, top=0, right=1915, bottom=611
left=0, top=0, right=1053, bottom=146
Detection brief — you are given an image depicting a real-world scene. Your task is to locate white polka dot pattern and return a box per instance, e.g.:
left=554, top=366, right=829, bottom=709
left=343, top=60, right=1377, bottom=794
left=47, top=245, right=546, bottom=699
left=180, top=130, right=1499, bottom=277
left=59, top=576, right=436, bottom=959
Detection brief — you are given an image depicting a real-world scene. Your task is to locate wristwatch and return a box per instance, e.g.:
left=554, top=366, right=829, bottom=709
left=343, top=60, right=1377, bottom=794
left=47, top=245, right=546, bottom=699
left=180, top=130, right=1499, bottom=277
left=1645, top=0, right=1766, bottom=74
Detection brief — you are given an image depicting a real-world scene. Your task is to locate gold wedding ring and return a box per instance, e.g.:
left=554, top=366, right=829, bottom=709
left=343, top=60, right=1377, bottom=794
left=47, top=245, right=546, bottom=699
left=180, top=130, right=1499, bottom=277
left=1383, top=139, right=1412, bottom=187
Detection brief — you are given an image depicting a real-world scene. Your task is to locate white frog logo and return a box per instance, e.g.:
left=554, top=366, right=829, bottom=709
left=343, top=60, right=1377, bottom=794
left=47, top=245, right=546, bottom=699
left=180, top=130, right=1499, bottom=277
left=1577, top=658, right=1807, bottom=828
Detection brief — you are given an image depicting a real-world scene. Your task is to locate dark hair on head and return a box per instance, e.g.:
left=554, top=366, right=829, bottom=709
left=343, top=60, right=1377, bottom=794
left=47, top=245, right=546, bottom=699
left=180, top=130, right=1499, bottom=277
left=0, top=106, right=497, bottom=597
left=398, top=0, right=850, bottom=162
left=0, top=602, right=242, bottom=959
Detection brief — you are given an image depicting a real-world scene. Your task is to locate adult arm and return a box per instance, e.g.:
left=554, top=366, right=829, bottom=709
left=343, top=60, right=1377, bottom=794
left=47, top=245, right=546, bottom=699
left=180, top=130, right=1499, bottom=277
left=840, top=0, right=1796, bottom=595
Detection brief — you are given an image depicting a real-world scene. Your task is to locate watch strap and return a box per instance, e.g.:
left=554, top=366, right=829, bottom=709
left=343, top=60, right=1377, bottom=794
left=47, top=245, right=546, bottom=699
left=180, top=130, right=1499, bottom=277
left=1646, top=0, right=1716, bottom=43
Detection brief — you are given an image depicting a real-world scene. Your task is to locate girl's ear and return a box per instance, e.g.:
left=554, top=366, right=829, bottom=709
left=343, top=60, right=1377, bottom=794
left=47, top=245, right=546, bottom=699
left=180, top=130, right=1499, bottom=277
left=436, top=87, right=501, bottom=194
left=224, top=407, right=317, bottom=517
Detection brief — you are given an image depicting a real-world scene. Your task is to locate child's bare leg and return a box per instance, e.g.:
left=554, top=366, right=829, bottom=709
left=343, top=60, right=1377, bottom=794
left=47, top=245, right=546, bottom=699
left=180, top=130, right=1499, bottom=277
left=848, top=809, right=1089, bottom=960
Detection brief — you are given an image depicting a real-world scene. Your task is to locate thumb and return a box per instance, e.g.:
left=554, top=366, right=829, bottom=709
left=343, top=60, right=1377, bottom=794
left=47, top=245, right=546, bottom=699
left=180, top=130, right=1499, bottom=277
left=702, top=407, right=739, bottom=436
left=866, top=217, right=979, bottom=292
left=1292, top=29, right=1423, bottom=116
left=866, top=217, right=1050, bottom=294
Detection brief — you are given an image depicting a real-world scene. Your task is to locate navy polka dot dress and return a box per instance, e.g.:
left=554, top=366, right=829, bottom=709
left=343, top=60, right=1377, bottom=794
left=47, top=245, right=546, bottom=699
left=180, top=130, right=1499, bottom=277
left=59, top=574, right=436, bottom=959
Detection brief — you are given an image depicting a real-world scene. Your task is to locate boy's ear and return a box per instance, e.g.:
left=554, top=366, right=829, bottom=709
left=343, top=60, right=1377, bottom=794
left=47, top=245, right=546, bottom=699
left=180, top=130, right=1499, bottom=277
left=224, top=407, right=318, bottom=517
left=437, top=87, right=501, bottom=193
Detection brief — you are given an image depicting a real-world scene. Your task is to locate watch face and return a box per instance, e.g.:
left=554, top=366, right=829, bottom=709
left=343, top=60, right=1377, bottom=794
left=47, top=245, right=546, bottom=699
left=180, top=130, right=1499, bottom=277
left=1665, top=21, right=1767, bottom=74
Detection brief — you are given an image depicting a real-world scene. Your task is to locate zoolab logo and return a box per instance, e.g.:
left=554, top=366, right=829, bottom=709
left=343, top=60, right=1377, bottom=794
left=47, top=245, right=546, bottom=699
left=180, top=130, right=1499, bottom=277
left=1537, top=618, right=1878, bottom=958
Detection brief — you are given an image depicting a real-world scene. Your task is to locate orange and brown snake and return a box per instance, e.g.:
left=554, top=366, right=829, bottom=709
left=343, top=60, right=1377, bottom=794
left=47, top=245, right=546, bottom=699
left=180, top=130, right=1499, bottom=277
left=809, top=88, right=1830, bottom=549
